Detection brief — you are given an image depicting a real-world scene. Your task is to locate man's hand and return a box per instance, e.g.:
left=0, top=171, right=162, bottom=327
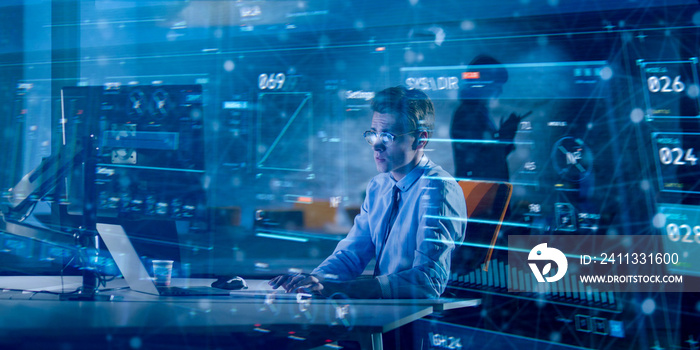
left=268, top=273, right=323, bottom=293
left=269, top=274, right=383, bottom=298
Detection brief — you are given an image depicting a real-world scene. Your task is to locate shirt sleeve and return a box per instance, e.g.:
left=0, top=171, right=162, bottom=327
left=311, top=182, right=376, bottom=281
left=378, top=179, right=467, bottom=299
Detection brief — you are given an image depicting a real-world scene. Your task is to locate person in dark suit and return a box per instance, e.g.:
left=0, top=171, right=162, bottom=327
left=451, top=55, right=528, bottom=182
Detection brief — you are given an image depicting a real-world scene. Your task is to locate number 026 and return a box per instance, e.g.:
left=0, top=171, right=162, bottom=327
left=648, top=75, right=685, bottom=93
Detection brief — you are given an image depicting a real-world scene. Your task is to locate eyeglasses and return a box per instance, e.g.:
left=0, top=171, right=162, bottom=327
left=363, top=130, right=416, bottom=146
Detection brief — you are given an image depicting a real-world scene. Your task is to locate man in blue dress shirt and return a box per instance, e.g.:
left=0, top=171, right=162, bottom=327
left=270, top=86, right=467, bottom=299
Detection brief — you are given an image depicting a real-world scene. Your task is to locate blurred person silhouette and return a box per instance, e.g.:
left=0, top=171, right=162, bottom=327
left=449, top=56, right=531, bottom=273
left=451, top=55, right=530, bottom=182
left=269, top=86, right=466, bottom=299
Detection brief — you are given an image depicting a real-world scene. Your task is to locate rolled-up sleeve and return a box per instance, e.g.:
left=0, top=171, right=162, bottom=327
left=312, top=183, right=376, bottom=281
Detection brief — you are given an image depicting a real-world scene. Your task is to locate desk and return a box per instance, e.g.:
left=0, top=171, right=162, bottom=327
left=0, top=277, right=480, bottom=350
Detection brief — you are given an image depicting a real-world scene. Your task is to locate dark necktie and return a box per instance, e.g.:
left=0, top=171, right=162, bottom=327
left=374, top=185, right=400, bottom=277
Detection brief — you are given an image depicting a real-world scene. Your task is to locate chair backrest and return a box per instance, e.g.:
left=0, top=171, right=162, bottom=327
left=458, top=180, right=513, bottom=270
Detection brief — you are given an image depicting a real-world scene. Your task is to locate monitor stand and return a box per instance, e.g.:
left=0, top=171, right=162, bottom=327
left=59, top=227, right=113, bottom=301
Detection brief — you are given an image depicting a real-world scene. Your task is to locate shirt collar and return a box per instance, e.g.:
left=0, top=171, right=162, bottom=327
left=394, top=155, right=429, bottom=192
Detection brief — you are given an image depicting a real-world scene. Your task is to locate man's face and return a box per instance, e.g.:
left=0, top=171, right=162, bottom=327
left=369, top=112, right=421, bottom=180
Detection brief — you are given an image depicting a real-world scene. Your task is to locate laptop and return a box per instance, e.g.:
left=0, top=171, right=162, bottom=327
left=96, top=223, right=233, bottom=296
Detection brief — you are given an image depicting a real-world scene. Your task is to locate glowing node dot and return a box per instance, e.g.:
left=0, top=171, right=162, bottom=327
left=630, top=108, right=644, bottom=123
left=687, top=84, right=699, bottom=99
left=599, top=66, right=613, bottom=80
left=203, top=175, right=211, bottom=190
left=460, top=20, right=475, bottom=31
left=641, top=298, right=655, bottom=315
left=652, top=213, right=666, bottom=228
left=621, top=32, right=633, bottom=42
left=223, top=60, right=235, bottom=72
left=640, top=180, right=650, bottom=191
left=550, top=332, right=562, bottom=342
left=129, top=337, right=143, bottom=349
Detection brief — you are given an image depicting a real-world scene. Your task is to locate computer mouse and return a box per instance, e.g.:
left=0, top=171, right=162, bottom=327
left=211, top=276, right=248, bottom=290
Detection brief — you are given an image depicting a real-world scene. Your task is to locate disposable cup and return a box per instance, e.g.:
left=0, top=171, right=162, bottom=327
left=152, top=260, right=174, bottom=286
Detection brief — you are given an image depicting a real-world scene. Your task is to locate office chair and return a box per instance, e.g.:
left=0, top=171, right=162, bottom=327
left=458, top=180, right=513, bottom=271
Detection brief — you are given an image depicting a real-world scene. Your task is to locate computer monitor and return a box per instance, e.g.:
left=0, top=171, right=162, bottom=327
left=55, top=85, right=208, bottom=266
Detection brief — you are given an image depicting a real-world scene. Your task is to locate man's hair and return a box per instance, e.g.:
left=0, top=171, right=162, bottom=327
left=371, top=86, right=435, bottom=139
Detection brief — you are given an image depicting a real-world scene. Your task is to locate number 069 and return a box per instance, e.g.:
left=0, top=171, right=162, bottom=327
left=258, top=73, right=286, bottom=90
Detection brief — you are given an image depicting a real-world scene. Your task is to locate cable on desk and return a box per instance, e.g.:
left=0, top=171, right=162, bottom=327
left=0, top=287, right=82, bottom=300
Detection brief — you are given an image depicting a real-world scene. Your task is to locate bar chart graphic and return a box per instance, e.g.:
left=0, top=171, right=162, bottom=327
left=449, top=258, right=618, bottom=310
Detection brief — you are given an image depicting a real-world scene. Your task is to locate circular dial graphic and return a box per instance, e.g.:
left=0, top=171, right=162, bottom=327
left=151, top=89, right=170, bottom=120
left=550, top=136, right=593, bottom=182
left=128, top=90, right=146, bottom=119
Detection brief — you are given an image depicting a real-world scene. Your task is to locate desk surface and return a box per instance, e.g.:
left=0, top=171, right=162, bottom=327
left=0, top=276, right=479, bottom=341
left=0, top=295, right=433, bottom=335
left=0, top=276, right=480, bottom=309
